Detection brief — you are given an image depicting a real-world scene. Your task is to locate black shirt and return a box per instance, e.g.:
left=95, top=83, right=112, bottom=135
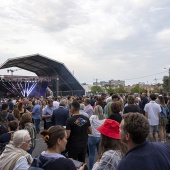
left=124, top=105, right=141, bottom=114
left=0, top=133, right=12, bottom=143
left=1, top=111, right=15, bottom=122
left=109, top=113, right=122, bottom=123
left=66, top=114, right=90, bottom=150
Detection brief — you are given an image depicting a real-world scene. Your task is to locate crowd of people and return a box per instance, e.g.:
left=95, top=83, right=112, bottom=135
left=0, top=92, right=170, bottom=169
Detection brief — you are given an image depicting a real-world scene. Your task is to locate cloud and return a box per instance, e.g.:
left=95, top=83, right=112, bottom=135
left=0, top=0, right=170, bottom=85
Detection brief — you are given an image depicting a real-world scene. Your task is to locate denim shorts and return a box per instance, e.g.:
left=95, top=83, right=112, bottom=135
left=149, top=125, right=159, bottom=132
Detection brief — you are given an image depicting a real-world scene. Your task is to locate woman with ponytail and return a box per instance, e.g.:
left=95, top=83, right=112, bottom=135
left=29, top=126, right=85, bottom=170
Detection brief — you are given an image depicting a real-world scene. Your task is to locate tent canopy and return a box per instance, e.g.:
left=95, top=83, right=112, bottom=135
left=0, top=54, right=85, bottom=96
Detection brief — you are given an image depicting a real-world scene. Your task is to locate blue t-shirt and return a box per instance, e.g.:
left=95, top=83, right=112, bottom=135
left=32, top=105, right=41, bottom=119
left=43, top=106, right=56, bottom=122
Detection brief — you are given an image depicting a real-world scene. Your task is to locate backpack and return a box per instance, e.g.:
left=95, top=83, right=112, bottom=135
left=28, top=155, right=54, bottom=170
left=0, top=112, right=9, bottom=136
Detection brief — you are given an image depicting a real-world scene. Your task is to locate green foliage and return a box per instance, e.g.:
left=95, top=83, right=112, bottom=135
left=130, top=84, right=147, bottom=94
left=106, top=87, right=115, bottom=94
left=152, top=84, right=163, bottom=93
left=163, top=76, right=170, bottom=92
left=115, top=85, right=126, bottom=93
left=91, top=86, right=103, bottom=93
left=105, top=85, right=126, bottom=94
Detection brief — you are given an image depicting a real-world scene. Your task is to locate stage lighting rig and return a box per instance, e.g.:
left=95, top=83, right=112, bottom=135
left=7, top=68, right=22, bottom=75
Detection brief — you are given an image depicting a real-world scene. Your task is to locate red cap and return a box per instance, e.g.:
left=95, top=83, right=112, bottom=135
left=97, top=119, right=120, bottom=139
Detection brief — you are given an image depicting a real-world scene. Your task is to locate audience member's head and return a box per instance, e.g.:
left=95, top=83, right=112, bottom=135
left=127, top=95, right=135, bottom=105
left=98, top=119, right=128, bottom=157
left=71, top=101, right=80, bottom=113
left=112, top=94, right=119, bottom=101
left=120, top=112, right=149, bottom=146
left=150, top=93, right=157, bottom=101
left=13, top=130, right=31, bottom=151
left=94, top=105, right=105, bottom=120
left=59, top=99, right=67, bottom=107
left=2, top=103, right=9, bottom=111
left=21, top=113, right=32, bottom=124
left=41, top=126, right=67, bottom=153
left=8, top=120, right=19, bottom=131
left=111, top=102, right=121, bottom=113
left=84, top=98, right=90, bottom=106
left=48, top=100, right=53, bottom=107
left=80, top=103, right=85, bottom=110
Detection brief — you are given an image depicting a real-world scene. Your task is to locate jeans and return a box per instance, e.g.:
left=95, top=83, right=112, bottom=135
left=33, top=119, right=40, bottom=134
left=46, top=122, right=53, bottom=130
left=88, top=136, right=101, bottom=170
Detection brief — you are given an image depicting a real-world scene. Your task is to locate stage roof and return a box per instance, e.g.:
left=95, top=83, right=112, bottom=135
left=0, top=54, right=85, bottom=95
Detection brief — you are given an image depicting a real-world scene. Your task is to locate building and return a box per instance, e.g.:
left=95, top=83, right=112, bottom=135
left=93, top=80, right=125, bottom=87
left=81, top=83, right=93, bottom=96
left=109, top=80, right=125, bottom=87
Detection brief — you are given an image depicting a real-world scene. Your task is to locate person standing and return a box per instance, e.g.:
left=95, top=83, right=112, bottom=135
left=109, top=102, right=122, bottom=123
left=42, top=100, right=55, bottom=129
left=53, top=97, right=59, bottom=109
left=92, top=119, right=127, bottom=170
left=88, top=105, right=105, bottom=170
left=80, top=104, right=89, bottom=118
left=84, top=98, right=94, bottom=118
left=32, top=100, right=41, bottom=134
left=106, top=94, right=119, bottom=118
left=66, top=101, right=92, bottom=163
left=1, top=103, right=15, bottom=122
left=118, top=112, right=170, bottom=170
left=158, top=96, right=169, bottom=143
left=124, top=95, right=141, bottom=114
left=51, top=99, right=70, bottom=126
left=144, top=94, right=161, bottom=142
left=140, top=93, right=149, bottom=114
left=0, top=103, right=15, bottom=136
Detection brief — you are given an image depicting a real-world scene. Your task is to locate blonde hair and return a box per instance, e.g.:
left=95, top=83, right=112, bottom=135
left=94, top=105, right=105, bottom=120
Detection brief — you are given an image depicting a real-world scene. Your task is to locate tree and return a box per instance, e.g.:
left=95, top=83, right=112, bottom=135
left=130, top=85, right=147, bottom=94
left=163, top=76, right=170, bottom=92
left=91, top=86, right=103, bottom=94
left=115, top=85, right=127, bottom=93
left=152, top=84, right=163, bottom=93
left=105, top=87, right=115, bottom=94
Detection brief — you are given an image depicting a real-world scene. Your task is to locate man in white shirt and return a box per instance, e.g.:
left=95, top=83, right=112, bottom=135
left=144, top=93, right=161, bottom=142
left=53, top=97, right=59, bottom=109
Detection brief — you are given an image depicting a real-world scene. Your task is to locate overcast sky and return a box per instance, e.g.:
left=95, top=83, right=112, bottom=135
left=0, top=0, right=170, bottom=86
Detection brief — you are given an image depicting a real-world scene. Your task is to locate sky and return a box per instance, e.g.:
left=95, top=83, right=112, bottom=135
left=0, top=0, right=170, bottom=86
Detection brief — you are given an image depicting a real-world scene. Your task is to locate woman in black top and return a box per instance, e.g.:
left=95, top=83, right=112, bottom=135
left=109, top=102, right=122, bottom=123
